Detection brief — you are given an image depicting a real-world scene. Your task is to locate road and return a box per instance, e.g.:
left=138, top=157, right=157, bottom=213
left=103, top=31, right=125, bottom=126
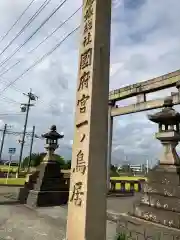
left=0, top=186, right=141, bottom=240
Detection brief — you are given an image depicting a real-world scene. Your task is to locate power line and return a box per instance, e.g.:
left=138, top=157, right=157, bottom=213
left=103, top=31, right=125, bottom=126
left=0, top=60, right=21, bottom=78
left=1, top=99, right=20, bottom=105
left=0, top=0, right=67, bottom=69
left=0, top=129, right=42, bottom=142
left=0, top=26, right=80, bottom=95
left=0, top=6, right=81, bottom=113
left=0, top=76, right=24, bottom=93
left=0, top=129, right=31, bottom=134
left=0, top=0, right=52, bottom=58
left=0, top=78, right=23, bottom=103
left=0, top=75, right=58, bottom=110
left=0, top=0, right=36, bottom=44
left=0, top=5, right=81, bottom=79
left=28, top=5, right=81, bottom=54
left=1, top=95, right=21, bottom=104
left=0, top=113, right=23, bottom=116
left=0, top=76, right=68, bottom=112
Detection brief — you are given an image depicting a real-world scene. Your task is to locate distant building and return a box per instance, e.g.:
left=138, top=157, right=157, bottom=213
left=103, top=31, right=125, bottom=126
left=1, top=160, right=18, bottom=166
left=129, top=164, right=142, bottom=172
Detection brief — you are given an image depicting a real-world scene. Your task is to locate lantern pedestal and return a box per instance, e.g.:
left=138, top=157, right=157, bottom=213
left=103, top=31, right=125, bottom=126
left=26, top=158, right=69, bottom=207
left=18, top=125, right=68, bottom=207
left=132, top=164, right=180, bottom=228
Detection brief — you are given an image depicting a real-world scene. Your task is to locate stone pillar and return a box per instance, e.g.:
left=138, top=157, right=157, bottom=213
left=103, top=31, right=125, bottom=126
left=107, top=100, right=115, bottom=190
left=66, top=0, right=112, bottom=239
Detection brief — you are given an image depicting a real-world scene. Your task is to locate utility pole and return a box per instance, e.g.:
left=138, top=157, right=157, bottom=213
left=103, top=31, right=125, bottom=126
left=27, top=125, right=35, bottom=173
left=17, top=89, right=38, bottom=177
left=146, top=159, right=149, bottom=174
left=0, top=124, right=7, bottom=162
left=107, top=100, right=115, bottom=190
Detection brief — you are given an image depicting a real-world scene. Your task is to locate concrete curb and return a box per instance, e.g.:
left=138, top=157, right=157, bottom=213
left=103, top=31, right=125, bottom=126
left=0, top=184, right=22, bottom=187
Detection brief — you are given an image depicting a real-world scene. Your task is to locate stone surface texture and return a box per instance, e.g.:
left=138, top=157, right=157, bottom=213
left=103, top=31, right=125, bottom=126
left=109, top=212, right=180, bottom=240
left=132, top=165, right=180, bottom=229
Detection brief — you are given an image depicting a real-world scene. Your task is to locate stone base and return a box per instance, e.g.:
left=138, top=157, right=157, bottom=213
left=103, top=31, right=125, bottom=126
left=19, top=159, right=69, bottom=207
left=131, top=164, right=180, bottom=229
left=26, top=190, right=69, bottom=207
left=18, top=171, right=39, bottom=204
left=107, top=212, right=180, bottom=240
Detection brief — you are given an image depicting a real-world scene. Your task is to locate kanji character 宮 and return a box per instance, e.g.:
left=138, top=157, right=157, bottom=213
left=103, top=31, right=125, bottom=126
left=77, top=94, right=90, bottom=113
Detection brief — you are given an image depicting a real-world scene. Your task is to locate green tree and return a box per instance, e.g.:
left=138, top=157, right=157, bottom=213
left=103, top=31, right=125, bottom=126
left=22, top=152, right=66, bottom=168
left=63, top=160, right=71, bottom=170
left=120, top=164, right=132, bottom=173
left=110, top=164, right=119, bottom=177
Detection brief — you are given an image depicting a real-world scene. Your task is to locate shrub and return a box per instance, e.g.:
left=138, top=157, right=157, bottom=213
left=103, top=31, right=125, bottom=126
left=115, top=233, right=127, bottom=240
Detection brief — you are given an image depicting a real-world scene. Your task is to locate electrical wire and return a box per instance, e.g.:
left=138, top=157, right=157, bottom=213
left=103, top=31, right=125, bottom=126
left=0, top=75, right=54, bottom=110
left=0, top=26, right=80, bottom=95
left=0, top=6, right=80, bottom=108
left=0, top=61, right=21, bottom=78
left=0, top=113, right=23, bottom=116
left=1, top=98, right=19, bottom=105
left=0, top=129, right=42, bottom=138
left=0, top=76, right=27, bottom=104
left=0, top=5, right=81, bottom=79
left=0, top=0, right=67, bottom=69
left=0, top=0, right=36, bottom=44
left=0, top=0, right=52, bottom=58
left=28, top=5, right=81, bottom=54
left=1, top=95, right=21, bottom=104
left=0, top=76, right=22, bottom=91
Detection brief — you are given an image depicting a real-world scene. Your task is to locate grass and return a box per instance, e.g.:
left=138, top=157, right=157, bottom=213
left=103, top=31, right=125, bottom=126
left=0, top=166, right=18, bottom=173
left=111, top=176, right=147, bottom=181
left=0, top=178, right=26, bottom=185
left=115, top=233, right=127, bottom=240
left=115, top=232, right=162, bottom=240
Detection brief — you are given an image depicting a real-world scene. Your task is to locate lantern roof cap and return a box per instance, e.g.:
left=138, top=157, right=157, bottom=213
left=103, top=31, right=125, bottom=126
left=148, top=96, right=180, bottom=124
left=42, top=125, right=64, bottom=140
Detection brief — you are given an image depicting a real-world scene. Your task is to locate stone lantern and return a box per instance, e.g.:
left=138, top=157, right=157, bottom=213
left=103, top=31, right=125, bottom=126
left=148, top=96, right=180, bottom=165
left=42, top=125, right=64, bottom=161
left=132, top=97, right=180, bottom=229
left=25, top=125, right=69, bottom=207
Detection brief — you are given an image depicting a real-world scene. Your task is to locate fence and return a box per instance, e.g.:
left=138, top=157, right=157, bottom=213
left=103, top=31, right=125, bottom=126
left=109, top=179, right=146, bottom=193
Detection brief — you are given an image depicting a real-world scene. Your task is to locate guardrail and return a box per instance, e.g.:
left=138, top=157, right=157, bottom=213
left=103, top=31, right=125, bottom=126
left=109, top=179, right=146, bottom=193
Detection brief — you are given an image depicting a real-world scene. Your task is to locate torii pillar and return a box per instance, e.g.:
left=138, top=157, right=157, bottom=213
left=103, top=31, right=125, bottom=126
left=66, top=0, right=112, bottom=240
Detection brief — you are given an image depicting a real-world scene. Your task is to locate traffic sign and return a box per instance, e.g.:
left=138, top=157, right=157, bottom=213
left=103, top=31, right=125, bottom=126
left=8, top=148, right=16, bottom=154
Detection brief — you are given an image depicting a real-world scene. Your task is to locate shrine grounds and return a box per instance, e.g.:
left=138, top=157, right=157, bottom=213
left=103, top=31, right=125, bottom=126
left=0, top=185, right=140, bottom=239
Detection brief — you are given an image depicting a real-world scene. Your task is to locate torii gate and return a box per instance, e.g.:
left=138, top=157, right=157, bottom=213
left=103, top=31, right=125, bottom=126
left=107, top=69, right=180, bottom=187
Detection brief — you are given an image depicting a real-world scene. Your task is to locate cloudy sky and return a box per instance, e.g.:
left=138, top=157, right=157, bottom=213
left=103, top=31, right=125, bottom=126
left=0, top=0, right=179, bottom=166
